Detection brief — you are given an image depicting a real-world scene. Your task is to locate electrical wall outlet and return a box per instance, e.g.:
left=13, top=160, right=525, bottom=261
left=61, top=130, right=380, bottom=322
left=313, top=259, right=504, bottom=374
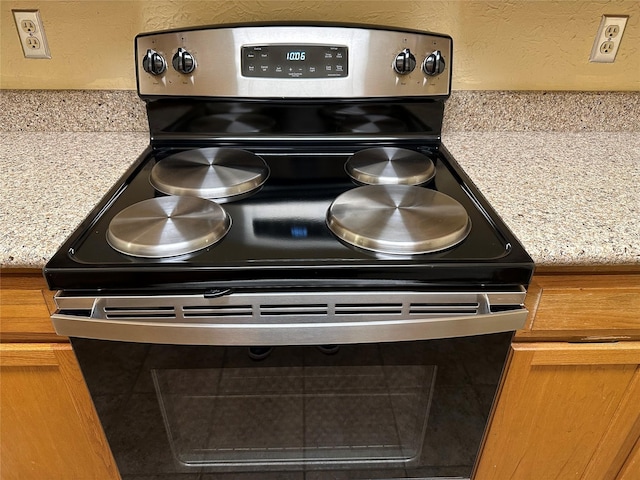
left=12, top=9, right=51, bottom=59
left=589, top=15, right=628, bottom=63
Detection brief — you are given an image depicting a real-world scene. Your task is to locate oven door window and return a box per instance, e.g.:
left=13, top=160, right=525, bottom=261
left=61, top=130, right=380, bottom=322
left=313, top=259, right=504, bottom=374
left=152, top=362, right=436, bottom=468
left=72, top=333, right=511, bottom=478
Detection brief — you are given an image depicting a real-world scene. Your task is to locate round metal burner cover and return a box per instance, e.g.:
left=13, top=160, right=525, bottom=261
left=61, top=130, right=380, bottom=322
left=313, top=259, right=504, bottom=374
left=327, top=185, right=471, bottom=255
left=346, top=147, right=436, bottom=185
left=107, top=196, right=231, bottom=258
left=150, top=148, right=269, bottom=201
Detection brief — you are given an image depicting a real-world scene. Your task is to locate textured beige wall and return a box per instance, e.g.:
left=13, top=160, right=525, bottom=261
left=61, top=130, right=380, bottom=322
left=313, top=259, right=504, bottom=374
left=1, top=0, right=639, bottom=91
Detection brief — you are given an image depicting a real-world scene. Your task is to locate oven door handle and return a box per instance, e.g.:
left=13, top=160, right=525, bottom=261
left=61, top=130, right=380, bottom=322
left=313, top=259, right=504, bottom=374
left=51, top=290, right=528, bottom=345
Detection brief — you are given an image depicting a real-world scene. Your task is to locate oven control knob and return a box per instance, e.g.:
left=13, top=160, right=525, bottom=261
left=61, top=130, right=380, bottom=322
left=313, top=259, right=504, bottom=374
left=172, top=47, right=196, bottom=74
left=142, top=49, right=167, bottom=76
left=393, top=48, right=416, bottom=75
left=423, top=50, right=446, bottom=76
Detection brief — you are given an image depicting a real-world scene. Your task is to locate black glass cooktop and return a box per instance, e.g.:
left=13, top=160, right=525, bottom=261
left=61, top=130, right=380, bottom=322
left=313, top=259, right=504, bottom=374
left=45, top=142, right=533, bottom=292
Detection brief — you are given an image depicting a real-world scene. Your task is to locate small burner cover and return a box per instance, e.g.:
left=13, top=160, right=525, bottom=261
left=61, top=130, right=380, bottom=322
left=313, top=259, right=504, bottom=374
left=345, top=147, right=436, bottom=185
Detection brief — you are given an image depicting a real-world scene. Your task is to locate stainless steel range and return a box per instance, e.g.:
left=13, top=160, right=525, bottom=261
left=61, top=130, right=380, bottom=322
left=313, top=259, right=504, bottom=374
left=45, top=23, right=533, bottom=479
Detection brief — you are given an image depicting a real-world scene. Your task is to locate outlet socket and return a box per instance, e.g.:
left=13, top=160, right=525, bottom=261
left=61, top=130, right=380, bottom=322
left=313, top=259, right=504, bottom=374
left=589, top=15, right=628, bottom=63
left=600, top=41, right=615, bottom=54
left=12, top=9, right=51, bottom=59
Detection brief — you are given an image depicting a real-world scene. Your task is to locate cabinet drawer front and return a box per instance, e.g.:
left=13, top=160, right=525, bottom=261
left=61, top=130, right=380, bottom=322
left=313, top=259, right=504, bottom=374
left=516, top=342, right=640, bottom=366
left=520, top=274, right=640, bottom=340
left=1, top=271, right=62, bottom=342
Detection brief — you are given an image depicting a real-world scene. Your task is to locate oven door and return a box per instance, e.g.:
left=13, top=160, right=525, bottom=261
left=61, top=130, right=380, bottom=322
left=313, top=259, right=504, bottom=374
left=72, top=333, right=513, bottom=479
left=59, top=288, right=526, bottom=479
left=72, top=333, right=511, bottom=480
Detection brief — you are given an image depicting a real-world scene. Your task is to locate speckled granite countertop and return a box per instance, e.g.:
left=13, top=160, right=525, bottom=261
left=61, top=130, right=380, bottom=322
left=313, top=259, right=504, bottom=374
left=1, top=88, right=639, bottom=269
left=1, top=132, right=149, bottom=268
left=1, top=130, right=638, bottom=269
left=443, top=132, right=639, bottom=266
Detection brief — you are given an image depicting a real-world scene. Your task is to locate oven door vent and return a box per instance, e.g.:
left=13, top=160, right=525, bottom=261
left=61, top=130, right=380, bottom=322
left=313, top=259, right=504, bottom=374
left=259, top=304, right=328, bottom=316
left=183, top=305, right=253, bottom=318
left=103, top=305, right=176, bottom=319
left=100, top=301, right=480, bottom=320
left=335, top=303, right=403, bottom=315
left=53, top=288, right=528, bottom=345
left=409, top=302, right=480, bottom=316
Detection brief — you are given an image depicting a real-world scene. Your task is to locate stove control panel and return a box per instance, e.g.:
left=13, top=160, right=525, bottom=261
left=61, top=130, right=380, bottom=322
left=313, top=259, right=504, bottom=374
left=136, top=24, right=451, bottom=98
left=241, top=44, right=348, bottom=79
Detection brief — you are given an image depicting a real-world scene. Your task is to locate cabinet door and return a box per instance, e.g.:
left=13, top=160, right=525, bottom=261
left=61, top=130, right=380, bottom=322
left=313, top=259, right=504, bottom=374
left=0, top=343, right=120, bottom=480
left=617, top=436, right=640, bottom=479
left=475, top=342, right=640, bottom=480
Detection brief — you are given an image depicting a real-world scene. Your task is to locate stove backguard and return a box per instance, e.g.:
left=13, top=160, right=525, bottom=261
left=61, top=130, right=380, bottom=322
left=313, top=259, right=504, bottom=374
left=146, top=99, right=446, bottom=142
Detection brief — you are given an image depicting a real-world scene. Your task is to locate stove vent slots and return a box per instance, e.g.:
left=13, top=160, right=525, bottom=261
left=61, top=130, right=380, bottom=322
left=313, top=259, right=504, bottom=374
left=410, top=302, right=479, bottom=315
left=335, top=303, right=403, bottom=315
left=183, top=305, right=253, bottom=318
left=98, top=296, right=483, bottom=321
left=103, top=306, right=175, bottom=319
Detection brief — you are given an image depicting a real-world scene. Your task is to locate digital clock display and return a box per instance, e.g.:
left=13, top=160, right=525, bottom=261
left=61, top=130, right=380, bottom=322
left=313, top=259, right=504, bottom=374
left=286, top=51, right=306, bottom=61
left=242, top=44, right=348, bottom=78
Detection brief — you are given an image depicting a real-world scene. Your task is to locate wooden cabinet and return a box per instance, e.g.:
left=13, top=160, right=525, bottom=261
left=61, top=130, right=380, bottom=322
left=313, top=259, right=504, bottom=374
left=0, top=270, right=62, bottom=343
left=0, top=270, right=120, bottom=480
left=516, top=273, right=640, bottom=342
left=618, top=436, right=640, bottom=480
left=475, top=342, right=640, bottom=479
left=475, top=273, right=640, bottom=480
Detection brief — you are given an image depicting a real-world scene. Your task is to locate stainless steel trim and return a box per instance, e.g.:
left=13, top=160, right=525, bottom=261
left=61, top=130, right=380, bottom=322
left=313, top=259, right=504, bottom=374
left=136, top=26, right=451, bottom=97
left=52, top=289, right=527, bottom=345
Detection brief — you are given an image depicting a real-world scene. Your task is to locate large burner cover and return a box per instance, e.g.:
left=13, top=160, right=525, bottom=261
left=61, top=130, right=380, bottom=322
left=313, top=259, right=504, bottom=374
left=107, top=196, right=231, bottom=258
left=345, top=147, right=436, bottom=185
left=327, top=185, right=471, bottom=255
left=150, top=148, right=269, bottom=201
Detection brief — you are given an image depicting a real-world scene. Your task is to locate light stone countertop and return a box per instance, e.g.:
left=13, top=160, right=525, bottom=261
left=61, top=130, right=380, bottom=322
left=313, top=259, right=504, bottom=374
left=1, top=132, right=149, bottom=268
left=1, top=131, right=638, bottom=269
left=443, top=132, right=640, bottom=266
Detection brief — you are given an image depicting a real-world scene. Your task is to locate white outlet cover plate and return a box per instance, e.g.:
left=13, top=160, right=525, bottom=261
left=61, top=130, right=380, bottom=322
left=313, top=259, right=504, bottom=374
left=12, top=9, right=51, bottom=59
left=589, top=15, right=628, bottom=63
